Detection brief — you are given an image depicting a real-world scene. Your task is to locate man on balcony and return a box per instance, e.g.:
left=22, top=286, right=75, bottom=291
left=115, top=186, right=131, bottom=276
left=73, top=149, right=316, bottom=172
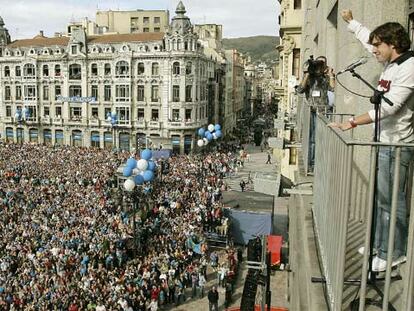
left=331, top=10, right=414, bottom=272
left=296, top=56, right=336, bottom=173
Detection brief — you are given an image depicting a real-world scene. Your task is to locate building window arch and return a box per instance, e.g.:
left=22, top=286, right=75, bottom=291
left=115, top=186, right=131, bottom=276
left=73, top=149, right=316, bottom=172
left=115, top=60, right=129, bottom=76
left=137, top=62, right=145, bottom=75
left=152, top=62, right=159, bottom=76
left=186, top=62, right=192, bottom=75
left=104, top=63, right=111, bottom=76
left=4, top=66, right=10, bottom=77
left=23, top=63, right=36, bottom=77
left=69, top=63, right=82, bottom=80
left=42, top=64, right=49, bottom=77
left=91, top=63, right=98, bottom=76
left=172, top=62, right=180, bottom=75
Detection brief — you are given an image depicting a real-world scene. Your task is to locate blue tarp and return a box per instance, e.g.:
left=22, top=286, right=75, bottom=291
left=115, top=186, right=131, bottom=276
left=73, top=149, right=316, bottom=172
left=226, top=209, right=272, bottom=245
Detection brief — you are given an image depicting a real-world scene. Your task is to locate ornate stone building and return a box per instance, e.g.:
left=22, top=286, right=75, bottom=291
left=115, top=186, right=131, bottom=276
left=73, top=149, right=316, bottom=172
left=0, top=2, right=218, bottom=154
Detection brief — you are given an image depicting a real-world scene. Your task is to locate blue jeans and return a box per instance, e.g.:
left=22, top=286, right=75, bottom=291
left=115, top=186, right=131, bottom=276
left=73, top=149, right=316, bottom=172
left=308, top=111, right=316, bottom=170
left=375, top=146, right=414, bottom=260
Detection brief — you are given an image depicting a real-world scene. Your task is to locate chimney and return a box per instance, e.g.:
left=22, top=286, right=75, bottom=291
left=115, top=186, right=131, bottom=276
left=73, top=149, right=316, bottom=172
left=39, top=30, right=44, bottom=37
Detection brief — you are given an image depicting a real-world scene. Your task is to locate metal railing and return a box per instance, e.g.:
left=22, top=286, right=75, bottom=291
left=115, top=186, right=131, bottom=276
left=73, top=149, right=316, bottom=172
left=308, top=111, right=414, bottom=310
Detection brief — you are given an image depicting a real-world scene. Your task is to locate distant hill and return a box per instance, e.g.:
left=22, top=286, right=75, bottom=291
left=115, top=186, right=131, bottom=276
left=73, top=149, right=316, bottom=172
left=222, top=36, right=279, bottom=64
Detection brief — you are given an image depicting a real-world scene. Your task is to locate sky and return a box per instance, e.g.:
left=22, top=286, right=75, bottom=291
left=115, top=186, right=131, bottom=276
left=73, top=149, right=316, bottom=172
left=0, top=0, right=280, bottom=40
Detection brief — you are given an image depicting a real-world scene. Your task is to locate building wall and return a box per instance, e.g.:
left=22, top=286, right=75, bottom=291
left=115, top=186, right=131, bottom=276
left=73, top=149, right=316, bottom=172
left=277, top=0, right=304, bottom=182
left=96, top=10, right=170, bottom=34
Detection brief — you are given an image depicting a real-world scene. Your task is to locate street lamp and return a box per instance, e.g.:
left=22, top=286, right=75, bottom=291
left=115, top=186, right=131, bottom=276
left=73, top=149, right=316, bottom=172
left=122, top=148, right=157, bottom=255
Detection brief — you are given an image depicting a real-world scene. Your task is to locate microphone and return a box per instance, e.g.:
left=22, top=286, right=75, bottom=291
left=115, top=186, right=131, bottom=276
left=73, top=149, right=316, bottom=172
left=337, top=57, right=368, bottom=74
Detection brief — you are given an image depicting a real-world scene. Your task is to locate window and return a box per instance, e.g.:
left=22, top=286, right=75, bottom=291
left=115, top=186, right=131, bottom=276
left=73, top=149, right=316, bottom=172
left=15, top=66, right=21, bottom=77
left=137, top=62, right=145, bottom=75
left=4, top=66, right=10, bottom=77
left=104, top=63, right=111, bottom=76
left=185, top=108, right=192, bottom=121
left=186, top=62, right=192, bottom=74
left=154, top=27, right=160, bottom=32
left=143, top=17, right=149, bottom=24
left=173, top=62, right=180, bottom=75
left=55, top=106, right=62, bottom=118
left=15, top=85, right=22, bottom=100
left=104, top=85, right=111, bottom=101
left=154, top=17, right=160, bottom=24
left=23, top=64, right=35, bottom=77
left=185, top=85, right=192, bottom=102
left=137, top=108, right=145, bottom=120
left=43, top=85, right=49, bottom=101
left=44, top=106, right=50, bottom=117
left=104, top=107, right=111, bottom=119
left=6, top=106, right=11, bottom=117
left=91, top=85, right=98, bottom=100
left=131, top=17, right=139, bottom=25
left=24, top=85, right=36, bottom=100
left=69, top=64, right=82, bottom=80
left=69, top=85, right=82, bottom=97
left=55, top=85, right=61, bottom=99
left=115, top=61, right=129, bottom=76
left=116, top=107, right=130, bottom=123
left=43, top=65, right=49, bottom=76
left=91, top=107, right=98, bottom=118
left=4, top=86, right=11, bottom=100
left=151, top=85, right=159, bottom=102
left=172, top=109, right=180, bottom=121
left=55, top=64, right=61, bottom=76
left=151, top=109, right=159, bottom=121
left=173, top=85, right=180, bottom=102
left=115, top=85, right=130, bottom=102
left=292, top=48, right=301, bottom=78
left=71, top=45, right=77, bottom=54
left=143, top=28, right=149, bottom=33
left=137, top=85, right=145, bottom=101
left=91, top=63, right=98, bottom=76
left=152, top=62, right=159, bottom=75
left=294, top=0, right=302, bottom=9
left=70, top=107, right=82, bottom=120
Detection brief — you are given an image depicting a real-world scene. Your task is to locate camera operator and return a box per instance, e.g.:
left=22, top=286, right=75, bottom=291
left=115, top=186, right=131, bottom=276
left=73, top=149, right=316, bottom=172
left=296, top=56, right=336, bottom=173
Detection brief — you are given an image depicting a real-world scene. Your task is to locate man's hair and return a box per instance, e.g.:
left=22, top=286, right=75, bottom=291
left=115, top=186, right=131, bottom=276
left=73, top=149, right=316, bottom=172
left=368, top=22, right=411, bottom=54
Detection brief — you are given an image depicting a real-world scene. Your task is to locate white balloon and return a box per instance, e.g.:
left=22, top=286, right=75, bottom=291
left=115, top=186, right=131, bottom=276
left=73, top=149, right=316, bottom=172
left=197, top=139, right=204, bottom=147
left=212, top=133, right=217, bottom=140
left=203, top=138, right=209, bottom=145
left=137, top=159, right=148, bottom=171
left=124, top=179, right=135, bottom=191
left=132, top=168, right=140, bottom=175
left=208, top=124, right=215, bottom=132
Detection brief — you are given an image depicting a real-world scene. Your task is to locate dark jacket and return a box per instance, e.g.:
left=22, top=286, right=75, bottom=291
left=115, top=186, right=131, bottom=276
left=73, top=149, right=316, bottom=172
left=208, top=289, right=219, bottom=303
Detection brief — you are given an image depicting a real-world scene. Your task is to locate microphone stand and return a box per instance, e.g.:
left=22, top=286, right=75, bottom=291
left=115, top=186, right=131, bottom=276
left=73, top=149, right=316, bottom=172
left=347, top=69, right=398, bottom=310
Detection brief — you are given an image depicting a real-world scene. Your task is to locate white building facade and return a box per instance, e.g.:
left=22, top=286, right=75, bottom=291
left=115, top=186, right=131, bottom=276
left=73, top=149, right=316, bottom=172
left=0, top=2, right=216, bottom=154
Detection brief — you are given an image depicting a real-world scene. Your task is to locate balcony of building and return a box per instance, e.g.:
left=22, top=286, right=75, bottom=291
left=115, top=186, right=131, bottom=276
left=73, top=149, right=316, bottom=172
left=287, top=97, right=414, bottom=310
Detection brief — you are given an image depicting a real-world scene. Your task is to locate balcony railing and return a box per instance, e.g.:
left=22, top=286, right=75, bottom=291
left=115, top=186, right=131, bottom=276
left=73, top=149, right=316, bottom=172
left=298, top=98, right=414, bottom=310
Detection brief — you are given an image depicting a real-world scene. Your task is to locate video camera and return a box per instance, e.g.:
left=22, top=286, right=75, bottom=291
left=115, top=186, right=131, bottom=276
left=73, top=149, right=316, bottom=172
left=305, top=55, right=326, bottom=76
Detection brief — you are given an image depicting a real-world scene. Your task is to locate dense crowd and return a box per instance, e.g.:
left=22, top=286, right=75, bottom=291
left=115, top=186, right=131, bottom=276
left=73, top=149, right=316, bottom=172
left=0, top=143, right=240, bottom=310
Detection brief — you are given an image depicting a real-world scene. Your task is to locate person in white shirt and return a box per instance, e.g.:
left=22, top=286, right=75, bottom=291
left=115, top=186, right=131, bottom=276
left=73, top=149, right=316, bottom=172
left=331, top=9, right=414, bottom=272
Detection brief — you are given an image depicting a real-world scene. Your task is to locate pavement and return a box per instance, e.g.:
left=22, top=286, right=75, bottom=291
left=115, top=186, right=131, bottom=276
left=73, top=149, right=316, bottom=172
left=162, top=145, right=289, bottom=311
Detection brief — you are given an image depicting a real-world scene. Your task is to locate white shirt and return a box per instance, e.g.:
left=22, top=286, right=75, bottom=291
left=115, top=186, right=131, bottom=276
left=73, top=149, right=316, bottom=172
left=348, top=20, right=414, bottom=143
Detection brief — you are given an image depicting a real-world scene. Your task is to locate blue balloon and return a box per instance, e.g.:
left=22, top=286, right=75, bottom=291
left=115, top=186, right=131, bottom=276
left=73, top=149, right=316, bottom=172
left=141, top=149, right=152, bottom=160
left=206, top=132, right=213, bottom=141
left=123, top=166, right=133, bottom=177
left=111, top=112, right=117, bottom=118
left=143, top=170, right=154, bottom=182
left=215, top=130, right=222, bottom=138
left=126, top=158, right=137, bottom=169
left=147, top=161, right=156, bottom=171
left=134, top=174, right=144, bottom=185
left=198, top=128, right=205, bottom=137
left=214, top=124, right=221, bottom=131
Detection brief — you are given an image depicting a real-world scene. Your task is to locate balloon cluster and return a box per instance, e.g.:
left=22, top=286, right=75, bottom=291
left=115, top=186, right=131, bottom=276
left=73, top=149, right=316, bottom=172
left=106, top=112, right=118, bottom=126
left=15, top=107, right=30, bottom=122
left=122, top=148, right=157, bottom=191
left=197, top=123, right=222, bottom=147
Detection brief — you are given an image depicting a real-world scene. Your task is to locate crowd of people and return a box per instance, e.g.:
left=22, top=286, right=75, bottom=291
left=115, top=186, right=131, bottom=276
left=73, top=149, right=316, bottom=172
left=0, top=142, right=241, bottom=310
